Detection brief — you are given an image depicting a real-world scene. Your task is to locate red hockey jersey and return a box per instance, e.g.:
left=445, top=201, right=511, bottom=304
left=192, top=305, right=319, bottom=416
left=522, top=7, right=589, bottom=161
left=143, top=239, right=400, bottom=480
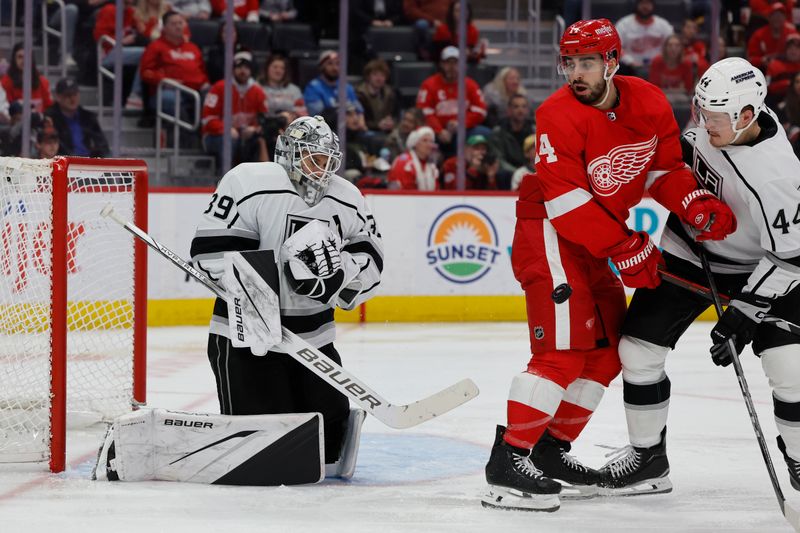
left=416, top=72, right=487, bottom=133
left=529, top=75, right=699, bottom=258
left=201, top=79, right=268, bottom=136
left=140, top=36, right=208, bottom=92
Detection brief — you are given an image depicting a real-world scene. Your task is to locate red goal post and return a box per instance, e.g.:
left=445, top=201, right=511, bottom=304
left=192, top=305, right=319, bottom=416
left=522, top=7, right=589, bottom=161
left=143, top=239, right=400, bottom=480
left=0, top=156, right=147, bottom=472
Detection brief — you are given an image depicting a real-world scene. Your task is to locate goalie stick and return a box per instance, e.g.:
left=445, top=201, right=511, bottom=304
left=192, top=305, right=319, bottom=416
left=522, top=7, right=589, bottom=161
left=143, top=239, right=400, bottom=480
left=657, top=266, right=800, bottom=337
left=697, top=251, right=800, bottom=533
left=100, top=205, right=479, bottom=429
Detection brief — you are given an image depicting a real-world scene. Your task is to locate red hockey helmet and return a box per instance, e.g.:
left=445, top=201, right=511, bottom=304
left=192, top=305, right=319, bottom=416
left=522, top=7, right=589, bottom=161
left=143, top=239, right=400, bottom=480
left=559, top=18, right=622, bottom=63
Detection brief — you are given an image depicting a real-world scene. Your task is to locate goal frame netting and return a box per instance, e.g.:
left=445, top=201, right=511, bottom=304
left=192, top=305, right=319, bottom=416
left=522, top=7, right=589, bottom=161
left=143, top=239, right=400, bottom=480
left=0, top=156, right=147, bottom=472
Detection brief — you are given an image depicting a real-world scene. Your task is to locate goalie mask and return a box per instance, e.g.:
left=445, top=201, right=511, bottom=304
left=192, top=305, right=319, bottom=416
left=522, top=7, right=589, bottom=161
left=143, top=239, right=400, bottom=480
left=275, top=115, right=343, bottom=206
left=692, top=57, right=766, bottom=144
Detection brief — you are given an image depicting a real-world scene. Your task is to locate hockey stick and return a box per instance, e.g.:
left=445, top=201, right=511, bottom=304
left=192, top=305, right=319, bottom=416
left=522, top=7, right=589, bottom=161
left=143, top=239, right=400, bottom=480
left=657, top=266, right=800, bottom=337
left=698, top=250, right=800, bottom=531
left=100, top=205, right=479, bottom=429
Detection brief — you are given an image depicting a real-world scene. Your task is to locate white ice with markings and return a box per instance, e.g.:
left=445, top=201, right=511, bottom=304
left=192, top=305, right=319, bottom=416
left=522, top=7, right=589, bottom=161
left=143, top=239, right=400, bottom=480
left=0, top=322, right=795, bottom=532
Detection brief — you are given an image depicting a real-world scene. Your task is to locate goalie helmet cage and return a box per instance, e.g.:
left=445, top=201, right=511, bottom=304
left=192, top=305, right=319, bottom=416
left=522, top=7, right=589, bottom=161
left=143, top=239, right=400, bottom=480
left=0, top=156, right=147, bottom=473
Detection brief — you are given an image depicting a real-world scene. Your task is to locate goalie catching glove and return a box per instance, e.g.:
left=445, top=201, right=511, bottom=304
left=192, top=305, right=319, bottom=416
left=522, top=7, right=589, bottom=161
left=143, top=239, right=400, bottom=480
left=281, top=219, right=361, bottom=306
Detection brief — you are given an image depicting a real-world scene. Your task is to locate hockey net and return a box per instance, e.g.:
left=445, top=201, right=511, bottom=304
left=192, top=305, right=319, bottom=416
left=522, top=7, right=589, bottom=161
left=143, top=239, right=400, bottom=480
left=0, top=156, right=147, bottom=472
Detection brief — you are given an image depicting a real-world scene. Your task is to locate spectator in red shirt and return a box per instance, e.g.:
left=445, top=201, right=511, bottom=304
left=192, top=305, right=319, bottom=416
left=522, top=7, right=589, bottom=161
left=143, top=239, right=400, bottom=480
left=403, top=0, right=450, bottom=59
left=0, top=43, right=52, bottom=113
left=202, top=50, right=268, bottom=168
left=94, top=0, right=150, bottom=109
left=416, top=45, right=489, bottom=156
left=210, top=0, right=259, bottom=21
left=768, top=33, right=800, bottom=101
left=441, top=134, right=504, bottom=190
left=747, top=2, right=797, bottom=70
left=680, top=18, right=709, bottom=76
left=432, top=0, right=486, bottom=63
left=140, top=11, right=209, bottom=117
left=387, top=125, right=439, bottom=190
left=648, top=34, right=695, bottom=94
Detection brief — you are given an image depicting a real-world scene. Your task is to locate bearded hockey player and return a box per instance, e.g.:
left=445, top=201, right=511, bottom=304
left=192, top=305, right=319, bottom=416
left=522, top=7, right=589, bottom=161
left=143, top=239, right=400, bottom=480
left=600, top=57, right=800, bottom=496
left=482, top=19, right=736, bottom=511
left=189, top=115, right=383, bottom=479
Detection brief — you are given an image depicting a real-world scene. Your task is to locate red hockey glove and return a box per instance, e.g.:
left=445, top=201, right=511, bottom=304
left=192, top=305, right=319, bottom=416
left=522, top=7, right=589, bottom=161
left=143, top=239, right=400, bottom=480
left=682, top=190, right=737, bottom=242
left=609, top=232, right=665, bottom=289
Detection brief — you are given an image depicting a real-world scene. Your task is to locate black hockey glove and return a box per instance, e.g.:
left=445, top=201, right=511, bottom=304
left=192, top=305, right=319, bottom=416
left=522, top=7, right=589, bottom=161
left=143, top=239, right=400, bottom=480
left=709, top=294, right=771, bottom=366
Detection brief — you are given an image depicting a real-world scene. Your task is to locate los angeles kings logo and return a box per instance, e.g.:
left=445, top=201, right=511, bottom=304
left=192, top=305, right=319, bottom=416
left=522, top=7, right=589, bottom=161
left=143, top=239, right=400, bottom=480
left=586, top=135, right=658, bottom=196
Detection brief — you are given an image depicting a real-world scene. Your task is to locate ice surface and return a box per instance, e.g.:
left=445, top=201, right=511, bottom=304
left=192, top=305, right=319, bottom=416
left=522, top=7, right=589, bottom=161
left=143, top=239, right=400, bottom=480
left=0, top=322, right=795, bottom=532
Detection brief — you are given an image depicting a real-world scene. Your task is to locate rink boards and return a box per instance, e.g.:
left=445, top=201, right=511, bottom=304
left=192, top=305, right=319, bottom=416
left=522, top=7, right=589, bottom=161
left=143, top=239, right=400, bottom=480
left=143, top=189, right=699, bottom=326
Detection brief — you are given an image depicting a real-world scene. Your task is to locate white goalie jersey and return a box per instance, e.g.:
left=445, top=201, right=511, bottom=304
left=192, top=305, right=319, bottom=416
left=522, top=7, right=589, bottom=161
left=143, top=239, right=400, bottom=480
left=662, top=107, right=800, bottom=300
left=190, top=162, right=383, bottom=349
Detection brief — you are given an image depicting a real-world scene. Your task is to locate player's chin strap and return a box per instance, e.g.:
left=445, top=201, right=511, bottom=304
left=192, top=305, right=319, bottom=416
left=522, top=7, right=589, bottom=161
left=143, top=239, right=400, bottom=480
left=591, top=63, right=619, bottom=110
left=730, top=112, right=759, bottom=144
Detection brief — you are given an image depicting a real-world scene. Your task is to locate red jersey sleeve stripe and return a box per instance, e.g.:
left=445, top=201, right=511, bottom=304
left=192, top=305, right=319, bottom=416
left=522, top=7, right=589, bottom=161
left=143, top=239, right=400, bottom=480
left=544, top=188, right=593, bottom=219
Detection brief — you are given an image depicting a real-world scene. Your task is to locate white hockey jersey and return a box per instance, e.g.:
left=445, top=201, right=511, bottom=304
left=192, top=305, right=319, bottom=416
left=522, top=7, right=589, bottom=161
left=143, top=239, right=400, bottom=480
left=662, top=107, right=800, bottom=300
left=190, top=162, right=383, bottom=349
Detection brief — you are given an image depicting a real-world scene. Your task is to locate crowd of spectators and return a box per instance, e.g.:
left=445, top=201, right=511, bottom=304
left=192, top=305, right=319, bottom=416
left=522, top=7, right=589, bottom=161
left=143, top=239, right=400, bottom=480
left=5, top=0, right=800, bottom=190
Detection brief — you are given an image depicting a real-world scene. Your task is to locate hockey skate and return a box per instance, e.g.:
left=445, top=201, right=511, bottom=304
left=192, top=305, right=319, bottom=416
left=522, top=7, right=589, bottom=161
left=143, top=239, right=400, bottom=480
left=481, top=425, right=561, bottom=512
left=777, top=436, right=800, bottom=491
left=598, top=428, right=672, bottom=496
left=531, top=431, right=601, bottom=499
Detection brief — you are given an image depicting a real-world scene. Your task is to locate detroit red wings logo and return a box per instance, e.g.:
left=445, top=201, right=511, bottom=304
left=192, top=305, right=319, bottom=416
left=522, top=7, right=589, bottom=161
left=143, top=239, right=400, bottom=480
left=586, top=135, right=658, bottom=196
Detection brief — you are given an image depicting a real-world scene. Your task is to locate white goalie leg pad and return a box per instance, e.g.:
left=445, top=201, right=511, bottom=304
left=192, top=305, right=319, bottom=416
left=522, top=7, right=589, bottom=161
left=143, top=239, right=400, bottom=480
left=325, top=408, right=367, bottom=480
left=222, top=250, right=283, bottom=356
left=93, top=408, right=325, bottom=485
left=762, top=345, right=800, bottom=461
left=619, top=335, right=671, bottom=448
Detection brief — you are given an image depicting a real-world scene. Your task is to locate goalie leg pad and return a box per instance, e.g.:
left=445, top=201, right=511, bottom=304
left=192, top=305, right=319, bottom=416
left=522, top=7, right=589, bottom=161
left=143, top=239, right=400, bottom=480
left=325, top=408, right=366, bottom=480
left=93, top=408, right=325, bottom=486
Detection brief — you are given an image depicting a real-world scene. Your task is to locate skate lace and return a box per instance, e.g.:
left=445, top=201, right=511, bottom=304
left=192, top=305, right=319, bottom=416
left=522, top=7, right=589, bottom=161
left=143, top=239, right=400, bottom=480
left=601, top=445, right=640, bottom=479
left=513, top=453, right=544, bottom=479
left=560, top=449, right=588, bottom=473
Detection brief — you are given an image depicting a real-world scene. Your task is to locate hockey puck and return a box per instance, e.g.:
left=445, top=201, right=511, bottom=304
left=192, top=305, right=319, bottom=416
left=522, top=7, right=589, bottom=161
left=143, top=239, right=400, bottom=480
left=551, top=283, right=572, bottom=304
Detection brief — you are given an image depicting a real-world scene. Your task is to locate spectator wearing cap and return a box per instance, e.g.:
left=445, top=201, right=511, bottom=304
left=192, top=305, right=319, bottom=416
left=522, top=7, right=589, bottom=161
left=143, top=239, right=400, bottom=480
left=432, top=1, right=486, bottom=64
left=303, top=51, right=362, bottom=117
left=510, top=134, right=535, bottom=191
left=648, top=34, right=695, bottom=94
left=416, top=45, right=489, bottom=157
left=260, top=53, right=307, bottom=122
left=210, top=0, right=259, bottom=21
left=615, top=0, right=674, bottom=77
left=768, top=33, right=800, bottom=101
left=356, top=59, right=398, bottom=135
left=45, top=78, right=110, bottom=158
left=140, top=11, right=209, bottom=117
left=35, top=126, right=60, bottom=159
left=1, top=43, right=52, bottom=114
left=202, top=50, right=269, bottom=169
left=748, top=2, right=797, bottom=70
left=441, top=134, right=506, bottom=189
left=489, top=93, right=534, bottom=175
left=387, top=125, right=439, bottom=190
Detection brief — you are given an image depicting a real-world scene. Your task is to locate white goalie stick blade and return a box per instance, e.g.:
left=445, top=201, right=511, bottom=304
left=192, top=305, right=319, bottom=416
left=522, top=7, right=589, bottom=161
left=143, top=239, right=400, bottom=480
left=101, top=205, right=480, bottom=430
left=481, top=485, right=560, bottom=512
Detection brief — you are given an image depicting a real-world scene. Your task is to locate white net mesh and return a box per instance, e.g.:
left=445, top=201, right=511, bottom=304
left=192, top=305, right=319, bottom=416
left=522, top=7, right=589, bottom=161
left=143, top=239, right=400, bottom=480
left=0, top=157, right=142, bottom=463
